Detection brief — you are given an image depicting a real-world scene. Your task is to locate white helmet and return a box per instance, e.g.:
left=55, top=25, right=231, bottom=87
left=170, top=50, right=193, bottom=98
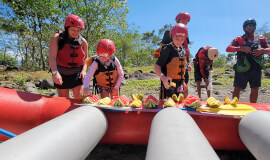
left=208, top=48, right=218, bottom=60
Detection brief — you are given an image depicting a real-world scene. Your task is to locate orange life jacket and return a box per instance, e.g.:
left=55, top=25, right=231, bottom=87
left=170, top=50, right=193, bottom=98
left=93, top=55, right=118, bottom=88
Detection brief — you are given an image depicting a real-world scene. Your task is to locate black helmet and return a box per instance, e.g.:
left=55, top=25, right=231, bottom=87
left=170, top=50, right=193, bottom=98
left=243, top=18, right=256, bottom=28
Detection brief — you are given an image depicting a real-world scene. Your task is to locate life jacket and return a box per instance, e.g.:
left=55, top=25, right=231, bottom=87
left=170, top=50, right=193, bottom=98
left=163, top=45, right=187, bottom=81
left=193, top=46, right=213, bottom=66
left=93, top=55, right=118, bottom=89
left=236, top=34, right=264, bottom=71
left=56, top=30, right=85, bottom=68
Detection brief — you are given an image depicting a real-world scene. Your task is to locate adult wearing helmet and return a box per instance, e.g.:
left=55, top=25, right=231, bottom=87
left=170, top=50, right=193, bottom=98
left=226, top=18, right=270, bottom=103
left=193, top=46, right=219, bottom=99
left=83, top=39, right=124, bottom=98
left=49, top=14, right=88, bottom=99
left=154, top=23, right=189, bottom=100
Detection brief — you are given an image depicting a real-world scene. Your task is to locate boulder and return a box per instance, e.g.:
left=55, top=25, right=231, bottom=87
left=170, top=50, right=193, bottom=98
left=41, top=79, right=55, bottom=89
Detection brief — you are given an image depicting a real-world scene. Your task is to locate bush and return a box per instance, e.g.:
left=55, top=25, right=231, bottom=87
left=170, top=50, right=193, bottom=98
left=264, top=63, right=270, bottom=68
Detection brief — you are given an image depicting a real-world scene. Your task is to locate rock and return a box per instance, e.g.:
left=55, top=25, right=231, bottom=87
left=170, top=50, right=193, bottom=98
left=0, top=65, right=6, bottom=71
left=121, top=80, right=126, bottom=86
left=213, top=91, right=219, bottom=95
left=26, top=76, right=32, bottom=82
left=25, top=82, right=39, bottom=94
left=134, top=70, right=143, bottom=74
left=34, top=79, right=42, bottom=88
left=41, top=79, right=55, bottom=89
left=264, top=68, right=270, bottom=78
left=212, top=82, right=223, bottom=85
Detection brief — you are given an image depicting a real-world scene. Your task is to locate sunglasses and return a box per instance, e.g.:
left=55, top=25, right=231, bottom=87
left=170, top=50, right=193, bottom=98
left=244, top=24, right=255, bottom=29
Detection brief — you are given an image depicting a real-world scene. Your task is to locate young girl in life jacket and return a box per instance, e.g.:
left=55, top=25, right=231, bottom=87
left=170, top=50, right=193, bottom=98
left=49, top=14, right=88, bottom=99
left=154, top=23, right=189, bottom=100
left=83, top=39, right=124, bottom=98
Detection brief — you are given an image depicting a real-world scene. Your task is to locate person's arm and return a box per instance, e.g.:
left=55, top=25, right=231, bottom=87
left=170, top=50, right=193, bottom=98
left=226, top=36, right=251, bottom=53
left=253, top=36, right=270, bottom=56
left=83, top=61, right=98, bottom=88
left=80, top=38, right=88, bottom=80
left=154, top=64, right=171, bottom=89
left=82, top=61, right=98, bottom=96
left=114, top=57, right=124, bottom=89
left=48, top=33, right=62, bottom=85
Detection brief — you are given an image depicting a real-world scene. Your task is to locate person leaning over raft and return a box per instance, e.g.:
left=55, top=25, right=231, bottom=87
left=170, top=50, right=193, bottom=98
left=49, top=14, right=88, bottom=99
left=226, top=18, right=270, bottom=103
left=193, top=46, right=219, bottom=99
left=83, top=39, right=124, bottom=98
left=154, top=23, right=188, bottom=101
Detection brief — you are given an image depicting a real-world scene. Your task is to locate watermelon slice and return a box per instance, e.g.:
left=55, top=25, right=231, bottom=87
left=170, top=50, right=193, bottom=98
left=111, top=95, right=130, bottom=106
left=144, top=95, right=158, bottom=108
left=83, top=95, right=100, bottom=104
left=184, top=95, right=201, bottom=108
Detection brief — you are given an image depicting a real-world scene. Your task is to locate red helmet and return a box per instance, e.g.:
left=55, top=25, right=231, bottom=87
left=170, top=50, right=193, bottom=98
left=175, top=12, right=191, bottom=23
left=170, top=23, right=188, bottom=38
left=97, top=39, right=115, bottom=57
left=64, top=14, right=85, bottom=30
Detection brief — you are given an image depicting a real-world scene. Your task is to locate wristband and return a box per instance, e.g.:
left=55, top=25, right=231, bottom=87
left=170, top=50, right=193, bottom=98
left=159, top=73, right=164, bottom=78
left=52, top=70, right=58, bottom=75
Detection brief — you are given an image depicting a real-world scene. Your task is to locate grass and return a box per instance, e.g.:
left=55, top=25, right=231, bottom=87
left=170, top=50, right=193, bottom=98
left=121, top=79, right=160, bottom=96
left=1, top=66, right=270, bottom=94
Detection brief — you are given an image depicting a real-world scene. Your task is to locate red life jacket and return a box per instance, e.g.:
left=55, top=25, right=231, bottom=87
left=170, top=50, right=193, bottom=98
left=56, top=31, right=85, bottom=68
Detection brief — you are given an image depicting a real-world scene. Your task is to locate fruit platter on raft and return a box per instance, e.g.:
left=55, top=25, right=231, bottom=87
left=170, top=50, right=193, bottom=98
left=79, top=93, right=256, bottom=118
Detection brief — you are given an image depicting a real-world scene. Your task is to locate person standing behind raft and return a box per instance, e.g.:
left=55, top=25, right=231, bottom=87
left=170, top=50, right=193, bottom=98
left=155, top=12, right=192, bottom=97
left=154, top=23, right=188, bottom=100
left=226, top=18, right=270, bottom=103
left=193, top=46, right=218, bottom=99
left=83, top=39, right=124, bottom=98
left=49, top=14, right=88, bottom=99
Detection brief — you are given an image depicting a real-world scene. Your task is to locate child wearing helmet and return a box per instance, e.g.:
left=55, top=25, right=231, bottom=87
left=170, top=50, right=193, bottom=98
left=193, top=46, right=219, bottom=99
left=49, top=14, right=88, bottom=99
left=155, top=11, right=192, bottom=98
left=83, top=39, right=124, bottom=98
left=154, top=23, right=189, bottom=101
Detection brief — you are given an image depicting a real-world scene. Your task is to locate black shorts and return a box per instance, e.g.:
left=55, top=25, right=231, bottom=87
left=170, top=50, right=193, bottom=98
left=160, top=79, right=183, bottom=99
left=54, top=71, right=83, bottom=89
left=184, top=69, right=189, bottom=84
left=194, top=65, right=209, bottom=82
left=233, top=69, right=261, bottom=89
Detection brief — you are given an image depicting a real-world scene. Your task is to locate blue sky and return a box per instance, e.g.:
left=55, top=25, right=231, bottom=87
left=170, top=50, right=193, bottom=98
left=126, top=0, right=270, bottom=56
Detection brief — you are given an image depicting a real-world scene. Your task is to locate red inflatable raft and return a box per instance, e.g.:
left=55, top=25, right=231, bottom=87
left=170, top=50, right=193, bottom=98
left=0, top=87, right=269, bottom=150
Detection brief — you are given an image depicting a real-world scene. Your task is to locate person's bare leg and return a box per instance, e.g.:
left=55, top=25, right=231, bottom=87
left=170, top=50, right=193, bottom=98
left=250, top=87, right=259, bottom=103
left=57, top=89, right=70, bottom=98
left=232, top=86, right=241, bottom=100
left=72, top=85, right=82, bottom=99
left=196, top=80, right=201, bottom=99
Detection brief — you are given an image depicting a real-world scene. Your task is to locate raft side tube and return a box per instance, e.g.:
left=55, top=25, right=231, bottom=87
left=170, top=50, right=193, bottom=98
left=239, top=111, right=270, bottom=160
left=0, top=106, right=107, bottom=160
left=146, top=108, right=219, bottom=160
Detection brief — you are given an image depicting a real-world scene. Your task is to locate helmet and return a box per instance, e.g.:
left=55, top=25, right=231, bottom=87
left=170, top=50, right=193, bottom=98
left=243, top=18, right=256, bottom=29
left=208, top=48, right=219, bottom=60
left=175, top=12, right=191, bottom=23
left=170, top=23, right=188, bottom=38
left=64, top=14, right=85, bottom=30
left=97, top=39, right=115, bottom=57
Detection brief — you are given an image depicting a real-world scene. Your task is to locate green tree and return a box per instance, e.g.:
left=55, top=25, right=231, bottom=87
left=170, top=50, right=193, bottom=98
left=213, top=54, right=226, bottom=68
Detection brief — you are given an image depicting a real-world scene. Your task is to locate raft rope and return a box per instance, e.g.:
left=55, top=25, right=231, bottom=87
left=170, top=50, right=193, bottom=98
left=0, top=128, right=17, bottom=138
